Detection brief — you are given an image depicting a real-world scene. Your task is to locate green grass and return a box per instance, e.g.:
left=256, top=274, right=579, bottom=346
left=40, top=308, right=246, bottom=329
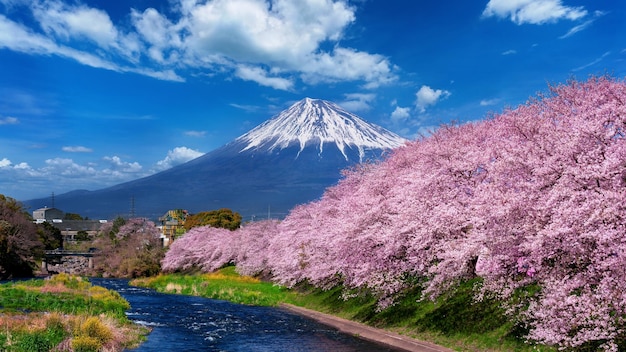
left=133, top=267, right=555, bottom=351
left=0, top=274, right=129, bottom=320
left=131, top=266, right=290, bottom=306
left=285, top=281, right=551, bottom=352
left=0, top=274, right=147, bottom=351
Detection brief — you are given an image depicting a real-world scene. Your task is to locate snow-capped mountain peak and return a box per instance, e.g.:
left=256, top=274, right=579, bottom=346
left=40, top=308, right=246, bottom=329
left=236, top=98, right=407, bottom=161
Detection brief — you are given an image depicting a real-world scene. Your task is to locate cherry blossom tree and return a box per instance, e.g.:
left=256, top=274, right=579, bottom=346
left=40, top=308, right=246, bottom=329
left=162, top=225, right=239, bottom=273
left=234, top=219, right=280, bottom=277
left=93, top=218, right=163, bottom=277
left=162, top=76, right=626, bottom=350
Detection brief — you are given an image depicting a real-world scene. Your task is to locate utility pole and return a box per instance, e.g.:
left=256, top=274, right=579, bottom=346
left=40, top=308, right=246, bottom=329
left=129, top=196, right=135, bottom=218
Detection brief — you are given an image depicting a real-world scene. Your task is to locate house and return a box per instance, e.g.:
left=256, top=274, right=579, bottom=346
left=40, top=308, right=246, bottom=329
left=33, top=206, right=64, bottom=222
left=32, top=207, right=106, bottom=241
left=159, top=209, right=188, bottom=246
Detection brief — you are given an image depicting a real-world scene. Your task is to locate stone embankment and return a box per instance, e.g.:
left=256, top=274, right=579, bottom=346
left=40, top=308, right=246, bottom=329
left=280, top=303, right=453, bottom=352
left=42, top=256, right=92, bottom=276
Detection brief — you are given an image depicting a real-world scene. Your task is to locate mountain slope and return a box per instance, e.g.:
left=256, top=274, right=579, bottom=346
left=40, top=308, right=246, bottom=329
left=237, top=97, right=406, bottom=161
left=23, top=98, right=407, bottom=220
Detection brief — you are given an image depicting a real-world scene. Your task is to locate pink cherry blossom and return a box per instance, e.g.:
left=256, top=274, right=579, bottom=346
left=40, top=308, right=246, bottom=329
left=162, top=76, right=626, bottom=350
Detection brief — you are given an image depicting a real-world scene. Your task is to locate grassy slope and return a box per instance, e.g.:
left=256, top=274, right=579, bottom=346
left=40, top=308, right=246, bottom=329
left=0, top=274, right=148, bottom=352
left=133, top=267, right=554, bottom=352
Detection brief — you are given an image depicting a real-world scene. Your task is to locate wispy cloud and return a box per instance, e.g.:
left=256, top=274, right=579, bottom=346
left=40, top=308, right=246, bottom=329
left=0, top=116, right=19, bottom=124
left=230, top=103, right=262, bottom=113
left=62, top=146, right=93, bottom=153
left=235, top=65, right=294, bottom=91
left=560, top=11, right=606, bottom=39
left=339, top=93, right=376, bottom=112
left=572, top=51, right=611, bottom=72
left=0, top=13, right=183, bottom=82
left=502, top=49, right=517, bottom=55
left=185, top=130, right=207, bottom=138
left=480, top=98, right=500, bottom=106
left=483, top=0, right=587, bottom=25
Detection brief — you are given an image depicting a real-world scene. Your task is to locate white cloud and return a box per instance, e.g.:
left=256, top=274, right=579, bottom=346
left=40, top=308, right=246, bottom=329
left=0, top=14, right=181, bottom=81
left=0, top=154, right=153, bottom=199
left=131, top=7, right=181, bottom=63
left=502, top=49, right=517, bottom=55
left=0, top=148, right=208, bottom=199
left=339, top=93, right=376, bottom=112
left=183, top=0, right=354, bottom=64
left=154, top=146, right=203, bottom=171
left=0, top=157, right=34, bottom=172
left=43, top=157, right=97, bottom=177
left=390, top=106, right=411, bottom=122
left=415, top=85, right=451, bottom=113
left=301, top=47, right=396, bottom=88
left=0, top=0, right=395, bottom=89
left=62, top=145, right=93, bottom=153
left=235, top=65, right=294, bottom=91
left=0, top=158, right=11, bottom=167
left=103, top=156, right=142, bottom=173
left=13, top=162, right=30, bottom=170
left=0, top=116, right=19, bottom=124
left=32, top=1, right=118, bottom=48
left=482, top=0, right=587, bottom=25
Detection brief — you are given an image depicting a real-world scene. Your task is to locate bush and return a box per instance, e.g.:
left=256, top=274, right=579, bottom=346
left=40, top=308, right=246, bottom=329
left=79, top=317, right=113, bottom=344
left=71, top=335, right=102, bottom=352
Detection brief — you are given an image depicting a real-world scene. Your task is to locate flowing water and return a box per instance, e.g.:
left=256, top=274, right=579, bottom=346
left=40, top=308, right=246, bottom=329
left=91, top=279, right=400, bottom=352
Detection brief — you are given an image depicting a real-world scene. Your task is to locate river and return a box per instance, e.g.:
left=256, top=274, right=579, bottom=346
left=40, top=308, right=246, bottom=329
left=91, top=278, right=401, bottom=352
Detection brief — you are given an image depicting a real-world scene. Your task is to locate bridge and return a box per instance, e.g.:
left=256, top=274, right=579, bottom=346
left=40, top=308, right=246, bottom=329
left=42, top=249, right=97, bottom=274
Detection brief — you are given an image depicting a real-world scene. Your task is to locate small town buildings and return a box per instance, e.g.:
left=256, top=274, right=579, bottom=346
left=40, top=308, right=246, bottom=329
left=32, top=207, right=106, bottom=241
left=159, top=209, right=188, bottom=246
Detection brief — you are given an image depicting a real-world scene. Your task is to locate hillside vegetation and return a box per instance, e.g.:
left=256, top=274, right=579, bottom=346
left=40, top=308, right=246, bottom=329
left=161, top=76, right=626, bottom=351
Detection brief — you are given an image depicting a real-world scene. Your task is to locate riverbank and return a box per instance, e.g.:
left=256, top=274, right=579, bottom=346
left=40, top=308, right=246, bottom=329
left=132, top=267, right=550, bottom=352
left=280, top=303, right=453, bottom=352
left=0, top=274, right=148, bottom=351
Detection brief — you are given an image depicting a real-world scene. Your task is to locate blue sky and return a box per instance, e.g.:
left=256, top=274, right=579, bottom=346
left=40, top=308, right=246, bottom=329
left=0, top=0, right=624, bottom=201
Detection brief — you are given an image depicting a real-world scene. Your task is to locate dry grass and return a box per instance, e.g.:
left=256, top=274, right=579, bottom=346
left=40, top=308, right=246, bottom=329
left=0, top=312, right=146, bottom=351
left=0, top=274, right=148, bottom=351
left=203, top=271, right=260, bottom=284
left=165, top=283, right=183, bottom=293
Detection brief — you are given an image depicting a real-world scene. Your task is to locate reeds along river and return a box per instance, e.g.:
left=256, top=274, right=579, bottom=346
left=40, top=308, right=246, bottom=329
left=91, top=278, right=400, bottom=352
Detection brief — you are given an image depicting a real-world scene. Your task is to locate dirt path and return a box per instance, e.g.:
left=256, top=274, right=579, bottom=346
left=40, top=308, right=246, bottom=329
left=279, top=303, right=454, bottom=352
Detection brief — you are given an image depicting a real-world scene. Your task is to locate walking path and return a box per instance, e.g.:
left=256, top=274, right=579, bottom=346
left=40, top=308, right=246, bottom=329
left=279, top=303, right=454, bottom=352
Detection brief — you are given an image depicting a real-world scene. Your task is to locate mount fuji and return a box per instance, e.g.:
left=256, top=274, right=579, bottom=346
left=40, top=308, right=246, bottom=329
left=23, top=98, right=407, bottom=220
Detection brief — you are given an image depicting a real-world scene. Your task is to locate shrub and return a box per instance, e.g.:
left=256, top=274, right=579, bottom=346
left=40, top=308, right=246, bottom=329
left=79, top=316, right=113, bottom=344
left=71, top=335, right=102, bottom=352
